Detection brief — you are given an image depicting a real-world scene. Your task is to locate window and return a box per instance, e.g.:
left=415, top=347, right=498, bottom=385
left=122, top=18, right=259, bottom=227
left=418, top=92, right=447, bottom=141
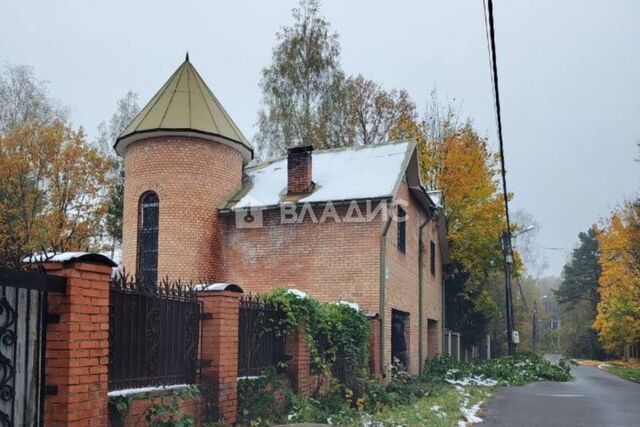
left=397, top=206, right=406, bottom=253
left=138, top=192, right=159, bottom=286
left=430, top=241, right=436, bottom=276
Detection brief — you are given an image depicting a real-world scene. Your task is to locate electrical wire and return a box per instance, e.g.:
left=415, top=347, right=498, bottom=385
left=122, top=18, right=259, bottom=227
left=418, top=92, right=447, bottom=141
left=483, top=0, right=530, bottom=314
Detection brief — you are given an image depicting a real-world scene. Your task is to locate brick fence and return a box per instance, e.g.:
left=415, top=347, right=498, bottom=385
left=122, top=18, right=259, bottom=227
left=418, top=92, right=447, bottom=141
left=36, top=254, right=383, bottom=426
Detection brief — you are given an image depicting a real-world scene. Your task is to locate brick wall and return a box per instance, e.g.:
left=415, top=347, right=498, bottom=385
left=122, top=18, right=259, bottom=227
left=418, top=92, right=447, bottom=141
left=383, top=183, right=443, bottom=375
left=113, top=391, right=203, bottom=426
left=43, top=261, right=111, bottom=427
left=220, top=203, right=381, bottom=312
left=122, top=136, right=243, bottom=282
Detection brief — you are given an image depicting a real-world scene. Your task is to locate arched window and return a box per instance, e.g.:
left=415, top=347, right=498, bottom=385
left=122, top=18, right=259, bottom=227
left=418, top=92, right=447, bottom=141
left=138, top=192, right=159, bottom=286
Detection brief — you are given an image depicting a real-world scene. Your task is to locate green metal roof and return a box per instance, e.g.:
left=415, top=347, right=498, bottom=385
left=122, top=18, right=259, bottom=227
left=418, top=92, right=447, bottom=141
left=115, top=56, right=253, bottom=161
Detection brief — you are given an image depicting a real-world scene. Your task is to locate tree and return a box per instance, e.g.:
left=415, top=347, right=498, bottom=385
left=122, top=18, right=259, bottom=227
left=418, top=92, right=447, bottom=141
left=594, top=200, right=640, bottom=353
left=0, top=63, right=67, bottom=133
left=256, top=0, right=347, bottom=158
left=550, top=227, right=605, bottom=358
left=342, top=75, right=417, bottom=146
left=511, top=209, right=548, bottom=278
left=0, top=121, right=111, bottom=266
left=95, top=91, right=140, bottom=258
left=555, top=228, right=601, bottom=306
left=415, top=97, right=505, bottom=344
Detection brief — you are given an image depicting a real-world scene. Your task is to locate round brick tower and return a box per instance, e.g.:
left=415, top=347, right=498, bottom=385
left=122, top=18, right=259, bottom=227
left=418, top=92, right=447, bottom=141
left=115, top=56, right=253, bottom=283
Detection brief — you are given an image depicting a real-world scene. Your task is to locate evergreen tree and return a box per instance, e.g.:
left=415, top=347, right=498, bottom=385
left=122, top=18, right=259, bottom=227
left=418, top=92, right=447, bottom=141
left=555, top=227, right=605, bottom=358
left=555, top=228, right=601, bottom=307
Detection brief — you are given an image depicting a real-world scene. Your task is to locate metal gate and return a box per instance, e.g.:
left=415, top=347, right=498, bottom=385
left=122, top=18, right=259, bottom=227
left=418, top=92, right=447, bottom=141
left=0, top=268, right=65, bottom=427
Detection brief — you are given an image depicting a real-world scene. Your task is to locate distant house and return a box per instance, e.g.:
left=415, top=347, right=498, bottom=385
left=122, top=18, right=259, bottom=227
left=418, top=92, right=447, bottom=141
left=115, top=57, right=449, bottom=375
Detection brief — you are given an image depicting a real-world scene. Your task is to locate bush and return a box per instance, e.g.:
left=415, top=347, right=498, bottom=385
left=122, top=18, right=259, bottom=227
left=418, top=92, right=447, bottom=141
left=260, top=289, right=370, bottom=392
left=237, top=371, right=291, bottom=426
left=427, top=352, right=572, bottom=386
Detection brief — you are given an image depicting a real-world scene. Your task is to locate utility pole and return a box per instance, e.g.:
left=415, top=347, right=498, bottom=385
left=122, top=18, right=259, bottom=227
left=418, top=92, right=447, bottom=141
left=502, top=231, right=515, bottom=355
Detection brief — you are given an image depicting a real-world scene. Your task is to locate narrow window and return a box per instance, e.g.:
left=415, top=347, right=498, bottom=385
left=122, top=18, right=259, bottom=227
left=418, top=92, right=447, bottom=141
left=430, top=241, right=436, bottom=276
left=138, top=192, right=159, bottom=286
left=397, top=206, right=406, bottom=253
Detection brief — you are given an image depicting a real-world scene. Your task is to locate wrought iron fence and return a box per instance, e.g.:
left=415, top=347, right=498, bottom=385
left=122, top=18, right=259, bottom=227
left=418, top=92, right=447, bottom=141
left=238, top=294, right=286, bottom=377
left=0, top=266, right=65, bottom=427
left=108, top=274, right=201, bottom=391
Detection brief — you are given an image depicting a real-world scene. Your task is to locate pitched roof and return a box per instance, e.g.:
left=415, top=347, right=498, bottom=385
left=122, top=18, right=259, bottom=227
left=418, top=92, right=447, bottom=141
left=222, top=140, right=433, bottom=210
left=114, top=56, right=253, bottom=162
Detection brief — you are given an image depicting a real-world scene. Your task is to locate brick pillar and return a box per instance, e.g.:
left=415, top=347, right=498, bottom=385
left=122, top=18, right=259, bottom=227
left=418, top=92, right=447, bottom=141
left=285, top=327, right=311, bottom=396
left=198, top=288, right=242, bottom=424
left=42, top=260, right=112, bottom=427
left=367, top=315, right=383, bottom=382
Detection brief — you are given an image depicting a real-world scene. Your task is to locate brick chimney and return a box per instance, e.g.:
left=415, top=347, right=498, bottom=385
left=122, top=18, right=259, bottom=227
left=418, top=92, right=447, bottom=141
left=287, top=145, right=314, bottom=194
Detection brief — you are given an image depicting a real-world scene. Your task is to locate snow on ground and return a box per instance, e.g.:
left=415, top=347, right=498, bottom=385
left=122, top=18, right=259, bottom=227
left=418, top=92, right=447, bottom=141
left=457, top=401, right=484, bottom=426
left=445, top=370, right=498, bottom=387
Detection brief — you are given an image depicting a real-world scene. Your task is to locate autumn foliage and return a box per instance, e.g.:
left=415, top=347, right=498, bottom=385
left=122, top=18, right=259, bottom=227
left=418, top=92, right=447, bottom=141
left=0, top=121, right=111, bottom=266
left=594, top=201, right=640, bottom=352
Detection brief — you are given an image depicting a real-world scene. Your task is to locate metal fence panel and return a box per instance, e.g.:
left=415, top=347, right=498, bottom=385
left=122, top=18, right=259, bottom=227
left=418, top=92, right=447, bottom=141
left=108, top=276, right=200, bottom=391
left=238, top=294, right=286, bottom=377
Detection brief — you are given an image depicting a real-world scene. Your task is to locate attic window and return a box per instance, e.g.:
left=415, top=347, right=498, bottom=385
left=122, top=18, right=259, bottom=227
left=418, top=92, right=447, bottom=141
left=397, top=207, right=406, bottom=253
left=138, top=192, right=159, bottom=286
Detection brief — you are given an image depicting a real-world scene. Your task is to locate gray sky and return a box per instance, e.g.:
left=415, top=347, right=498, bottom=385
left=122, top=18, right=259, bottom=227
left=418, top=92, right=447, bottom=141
left=2, top=0, right=639, bottom=276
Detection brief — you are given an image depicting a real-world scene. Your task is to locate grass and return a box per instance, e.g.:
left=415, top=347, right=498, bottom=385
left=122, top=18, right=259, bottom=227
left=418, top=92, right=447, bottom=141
left=361, top=384, right=493, bottom=427
left=241, top=353, right=571, bottom=426
left=605, top=364, right=640, bottom=383
left=580, top=359, right=640, bottom=383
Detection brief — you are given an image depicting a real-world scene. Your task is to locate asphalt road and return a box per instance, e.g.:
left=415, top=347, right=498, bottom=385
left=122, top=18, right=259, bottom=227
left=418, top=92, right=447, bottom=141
left=482, top=363, right=640, bottom=427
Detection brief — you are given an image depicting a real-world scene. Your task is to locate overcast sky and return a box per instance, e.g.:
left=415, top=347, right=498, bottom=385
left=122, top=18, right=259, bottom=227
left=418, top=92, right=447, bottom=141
left=2, top=0, right=639, bottom=276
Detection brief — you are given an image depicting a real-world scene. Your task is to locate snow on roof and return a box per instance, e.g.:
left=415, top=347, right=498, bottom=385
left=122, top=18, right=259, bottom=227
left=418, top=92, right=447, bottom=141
left=427, top=190, right=444, bottom=208
left=23, top=251, right=117, bottom=266
left=231, top=141, right=414, bottom=209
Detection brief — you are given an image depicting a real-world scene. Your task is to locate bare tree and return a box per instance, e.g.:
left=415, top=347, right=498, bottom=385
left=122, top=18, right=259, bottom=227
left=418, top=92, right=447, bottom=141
left=512, top=209, right=549, bottom=278
left=0, top=63, right=68, bottom=133
left=343, top=75, right=417, bottom=146
left=94, top=91, right=140, bottom=260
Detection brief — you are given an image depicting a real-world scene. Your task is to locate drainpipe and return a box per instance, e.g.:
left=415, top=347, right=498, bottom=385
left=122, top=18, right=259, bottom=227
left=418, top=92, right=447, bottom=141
left=418, top=218, right=429, bottom=375
left=379, top=202, right=393, bottom=377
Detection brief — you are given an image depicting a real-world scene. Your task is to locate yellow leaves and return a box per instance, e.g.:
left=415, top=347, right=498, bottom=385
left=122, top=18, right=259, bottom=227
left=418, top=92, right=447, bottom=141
left=594, top=201, right=640, bottom=352
left=421, top=126, right=505, bottom=279
left=0, top=120, right=111, bottom=265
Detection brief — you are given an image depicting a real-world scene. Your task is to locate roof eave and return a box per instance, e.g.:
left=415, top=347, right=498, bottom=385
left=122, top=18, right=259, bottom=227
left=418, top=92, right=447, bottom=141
left=114, top=128, right=254, bottom=163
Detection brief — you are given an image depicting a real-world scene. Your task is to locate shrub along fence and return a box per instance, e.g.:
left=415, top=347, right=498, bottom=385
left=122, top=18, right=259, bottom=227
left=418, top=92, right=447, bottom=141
left=19, top=254, right=382, bottom=426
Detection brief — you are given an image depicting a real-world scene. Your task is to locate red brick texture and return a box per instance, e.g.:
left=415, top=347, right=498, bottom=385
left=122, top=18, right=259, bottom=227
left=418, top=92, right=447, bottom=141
left=287, top=146, right=313, bottom=194
left=285, top=327, right=311, bottom=396
left=116, top=392, right=203, bottom=426
left=219, top=204, right=381, bottom=312
left=383, top=184, right=443, bottom=375
left=42, top=261, right=112, bottom=427
left=198, top=290, right=242, bottom=423
left=122, top=136, right=244, bottom=282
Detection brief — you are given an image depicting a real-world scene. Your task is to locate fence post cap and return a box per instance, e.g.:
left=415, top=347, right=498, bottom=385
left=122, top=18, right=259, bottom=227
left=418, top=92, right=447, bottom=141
left=194, top=283, right=243, bottom=293
left=24, top=251, right=117, bottom=267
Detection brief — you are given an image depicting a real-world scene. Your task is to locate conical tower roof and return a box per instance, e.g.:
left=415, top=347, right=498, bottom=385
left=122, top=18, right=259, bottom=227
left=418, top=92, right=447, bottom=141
left=115, top=55, right=253, bottom=162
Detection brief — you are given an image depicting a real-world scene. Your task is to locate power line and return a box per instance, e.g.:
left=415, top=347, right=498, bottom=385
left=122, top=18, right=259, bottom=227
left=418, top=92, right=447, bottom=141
left=485, top=0, right=512, bottom=238
left=484, top=0, right=522, bottom=354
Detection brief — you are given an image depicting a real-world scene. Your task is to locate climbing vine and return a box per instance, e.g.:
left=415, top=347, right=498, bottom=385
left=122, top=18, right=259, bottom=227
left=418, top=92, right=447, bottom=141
left=260, top=289, right=370, bottom=391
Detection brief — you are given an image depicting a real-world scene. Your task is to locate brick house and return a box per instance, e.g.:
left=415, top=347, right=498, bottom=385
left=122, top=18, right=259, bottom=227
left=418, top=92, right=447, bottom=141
left=115, top=57, right=449, bottom=376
